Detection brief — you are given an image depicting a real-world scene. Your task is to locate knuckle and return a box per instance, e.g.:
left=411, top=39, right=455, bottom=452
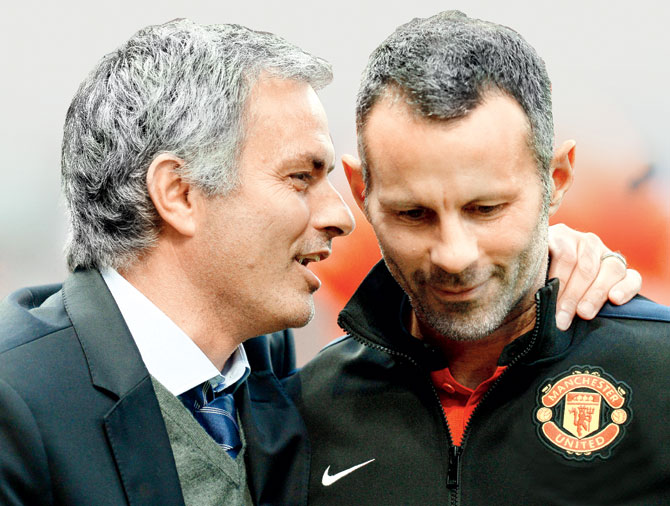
left=553, top=223, right=569, bottom=232
left=548, top=234, right=562, bottom=253
left=548, top=225, right=574, bottom=254
left=579, top=236, right=602, bottom=261
left=604, top=257, right=628, bottom=277
left=576, top=257, right=598, bottom=278
left=584, top=232, right=603, bottom=246
left=559, top=297, right=578, bottom=313
left=558, top=247, right=578, bottom=265
left=589, top=289, right=607, bottom=303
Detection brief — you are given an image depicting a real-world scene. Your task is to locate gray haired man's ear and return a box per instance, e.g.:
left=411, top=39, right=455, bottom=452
left=146, top=153, right=198, bottom=238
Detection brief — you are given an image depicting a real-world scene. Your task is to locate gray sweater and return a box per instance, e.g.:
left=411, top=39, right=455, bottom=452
left=152, top=377, right=253, bottom=506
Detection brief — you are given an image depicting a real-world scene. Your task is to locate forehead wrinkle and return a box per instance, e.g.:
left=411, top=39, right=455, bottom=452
left=278, top=151, right=333, bottom=171
left=376, top=180, right=428, bottom=207
left=378, top=197, right=423, bottom=209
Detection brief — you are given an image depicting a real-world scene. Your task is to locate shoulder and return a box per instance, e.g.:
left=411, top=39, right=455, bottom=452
left=291, top=334, right=376, bottom=397
left=591, top=296, right=670, bottom=345
left=0, top=281, right=94, bottom=394
left=304, top=335, right=359, bottom=368
left=0, top=283, right=71, bottom=355
left=319, top=334, right=351, bottom=353
left=597, top=296, right=670, bottom=323
left=570, top=295, right=670, bottom=366
left=285, top=335, right=355, bottom=391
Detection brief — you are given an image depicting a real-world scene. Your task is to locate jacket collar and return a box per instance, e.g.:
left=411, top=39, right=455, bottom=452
left=338, top=260, right=573, bottom=369
left=497, top=277, right=573, bottom=365
left=338, top=261, right=449, bottom=370
left=63, top=269, right=304, bottom=506
left=63, top=268, right=148, bottom=399
left=63, top=269, right=185, bottom=506
left=63, top=268, right=301, bottom=398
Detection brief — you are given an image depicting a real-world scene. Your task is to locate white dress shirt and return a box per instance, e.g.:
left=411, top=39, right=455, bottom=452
left=101, top=268, right=250, bottom=396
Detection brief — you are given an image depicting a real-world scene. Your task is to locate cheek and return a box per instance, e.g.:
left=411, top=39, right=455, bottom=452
left=263, top=195, right=312, bottom=243
left=375, top=222, right=426, bottom=267
left=481, top=208, right=543, bottom=260
left=289, top=195, right=312, bottom=227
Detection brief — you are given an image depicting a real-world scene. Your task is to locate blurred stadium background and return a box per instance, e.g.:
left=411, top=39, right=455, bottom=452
left=1, top=0, right=668, bottom=365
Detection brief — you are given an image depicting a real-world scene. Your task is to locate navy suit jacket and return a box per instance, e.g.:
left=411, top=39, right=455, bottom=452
left=0, top=269, right=308, bottom=505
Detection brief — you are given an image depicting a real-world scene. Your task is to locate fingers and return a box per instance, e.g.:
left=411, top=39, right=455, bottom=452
left=574, top=255, right=629, bottom=321
left=548, top=225, right=604, bottom=330
left=548, top=224, right=642, bottom=330
left=607, top=268, right=641, bottom=305
left=547, top=224, right=579, bottom=303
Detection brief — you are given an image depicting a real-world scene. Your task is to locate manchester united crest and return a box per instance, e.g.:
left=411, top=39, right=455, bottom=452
left=534, top=366, right=632, bottom=461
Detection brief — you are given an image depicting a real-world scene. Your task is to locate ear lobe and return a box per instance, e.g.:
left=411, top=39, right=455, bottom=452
left=342, top=154, right=366, bottom=212
left=146, top=153, right=197, bottom=237
left=547, top=140, right=576, bottom=216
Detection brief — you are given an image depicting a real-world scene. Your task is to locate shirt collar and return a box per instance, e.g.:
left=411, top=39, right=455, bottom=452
left=100, top=267, right=250, bottom=396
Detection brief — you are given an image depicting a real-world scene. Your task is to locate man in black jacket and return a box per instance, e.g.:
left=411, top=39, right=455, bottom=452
left=289, top=11, right=670, bottom=505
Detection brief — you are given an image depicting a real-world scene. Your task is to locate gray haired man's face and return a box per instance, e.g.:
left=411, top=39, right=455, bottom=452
left=188, top=76, right=355, bottom=337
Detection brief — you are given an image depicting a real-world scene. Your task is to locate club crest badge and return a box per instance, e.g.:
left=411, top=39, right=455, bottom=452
left=534, top=366, right=632, bottom=461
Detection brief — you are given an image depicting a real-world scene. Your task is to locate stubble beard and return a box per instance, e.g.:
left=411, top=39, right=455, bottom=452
left=290, top=298, right=316, bottom=328
left=384, top=215, right=549, bottom=343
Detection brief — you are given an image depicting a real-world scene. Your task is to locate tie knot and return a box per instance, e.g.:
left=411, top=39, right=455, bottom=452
left=178, top=381, right=241, bottom=458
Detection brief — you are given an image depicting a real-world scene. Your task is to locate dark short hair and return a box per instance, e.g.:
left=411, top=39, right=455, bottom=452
left=356, top=11, right=553, bottom=200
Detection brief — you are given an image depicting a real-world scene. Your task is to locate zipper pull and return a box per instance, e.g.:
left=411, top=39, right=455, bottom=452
left=447, top=446, right=462, bottom=489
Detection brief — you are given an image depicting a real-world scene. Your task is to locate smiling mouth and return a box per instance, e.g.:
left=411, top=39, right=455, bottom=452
left=296, top=254, right=322, bottom=267
left=430, top=281, right=487, bottom=300
left=435, top=285, right=478, bottom=294
left=294, top=253, right=327, bottom=291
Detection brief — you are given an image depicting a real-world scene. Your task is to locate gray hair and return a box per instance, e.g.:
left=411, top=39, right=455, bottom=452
left=62, top=19, right=332, bottom=271
left=356, top=11, right=554, bottom=201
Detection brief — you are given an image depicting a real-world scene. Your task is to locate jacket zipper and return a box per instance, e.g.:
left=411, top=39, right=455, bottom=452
left=338, top=326, right=456, bottom=499
left=460, top=292, right=542, bottom=447
left=427, top=373, right=460, bottom=506
left=340, top=290, right=543, bottom=506
left=451, top=291, right=543, bottom=506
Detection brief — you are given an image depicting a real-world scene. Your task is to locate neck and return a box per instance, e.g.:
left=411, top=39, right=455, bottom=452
left=410, top=294, right=538, bottom=390
left=119, top=251, right=241, bottom=371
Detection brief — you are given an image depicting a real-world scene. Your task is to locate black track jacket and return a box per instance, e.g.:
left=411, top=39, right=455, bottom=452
left=287, top=261, right=670, bottom=505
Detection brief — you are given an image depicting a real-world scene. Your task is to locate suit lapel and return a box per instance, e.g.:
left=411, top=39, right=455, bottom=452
left=63, top=270, right=185, bottom=506
left=104, top=376, right=185, bottom=506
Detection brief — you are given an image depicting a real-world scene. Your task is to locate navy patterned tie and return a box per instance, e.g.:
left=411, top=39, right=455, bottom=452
left=178, top=381, right=242, bottom=458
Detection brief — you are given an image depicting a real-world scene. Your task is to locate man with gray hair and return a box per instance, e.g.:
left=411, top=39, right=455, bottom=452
left=288, top=11, right=670, bottom=504
left=0, top=16, right=644, bottom=506
left=0, top=19, right=355, bottom=505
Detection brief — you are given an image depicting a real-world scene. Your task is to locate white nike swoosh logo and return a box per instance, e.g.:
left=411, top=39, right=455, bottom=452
left=321, top=459, right=375, bottom=486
